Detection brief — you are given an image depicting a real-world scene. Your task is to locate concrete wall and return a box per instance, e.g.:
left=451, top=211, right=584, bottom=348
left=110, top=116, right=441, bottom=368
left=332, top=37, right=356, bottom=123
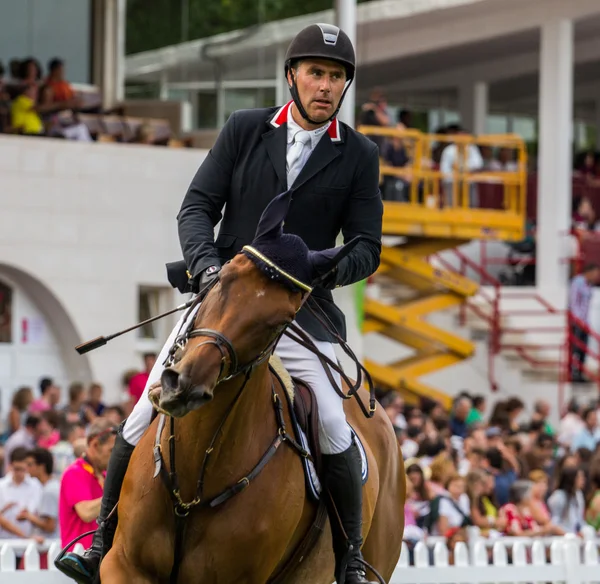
left=0, top=135, right=204, bottom=404
left=0, top=0, right=92, bottom=82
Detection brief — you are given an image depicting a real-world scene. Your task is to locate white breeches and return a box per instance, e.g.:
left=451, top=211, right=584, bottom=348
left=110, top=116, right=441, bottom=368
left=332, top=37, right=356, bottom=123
left=122, top=300, right=352, bottom=455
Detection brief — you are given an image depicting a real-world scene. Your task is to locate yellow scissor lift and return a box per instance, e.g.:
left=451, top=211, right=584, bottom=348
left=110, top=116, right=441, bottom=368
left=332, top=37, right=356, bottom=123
left=358, top=126, right=527, bottom=409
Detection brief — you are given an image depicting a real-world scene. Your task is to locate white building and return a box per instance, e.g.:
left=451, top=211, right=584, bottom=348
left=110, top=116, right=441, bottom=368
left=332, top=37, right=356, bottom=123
left=0, top=137, right=202, bottom=413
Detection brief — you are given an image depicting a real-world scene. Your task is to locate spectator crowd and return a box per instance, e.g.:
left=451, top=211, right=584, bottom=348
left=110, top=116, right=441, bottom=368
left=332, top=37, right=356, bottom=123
left=0, top=353, right=156, bottom=567
left=378, top=388, right=600, bottom=556
left=2, top=360, right=600, bottom=570
left=0, top=56, right=173, bottom=145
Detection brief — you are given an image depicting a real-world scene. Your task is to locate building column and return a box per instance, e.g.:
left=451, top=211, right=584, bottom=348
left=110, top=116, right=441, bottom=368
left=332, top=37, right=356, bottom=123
left=336, top=0, right=357, bottom=128
left=91, top=0, right=125, bottom=109
left=536, top=18, right=574, bottom=298
left=458, top=81, right=488, bottom=135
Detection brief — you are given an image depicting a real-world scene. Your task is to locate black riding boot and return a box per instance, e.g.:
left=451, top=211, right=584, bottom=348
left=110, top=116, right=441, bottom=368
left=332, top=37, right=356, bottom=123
left=55, top=432, right=135, bottom=584
left=322, top=439, right=377, bottom=584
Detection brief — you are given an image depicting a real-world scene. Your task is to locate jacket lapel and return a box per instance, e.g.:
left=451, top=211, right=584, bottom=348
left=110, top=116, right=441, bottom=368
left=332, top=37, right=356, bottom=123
left=261, top=125, right=288, bottom=189
left=292, top=134, right=341, bottom=190
left=262, top=101, right=344, bottom=191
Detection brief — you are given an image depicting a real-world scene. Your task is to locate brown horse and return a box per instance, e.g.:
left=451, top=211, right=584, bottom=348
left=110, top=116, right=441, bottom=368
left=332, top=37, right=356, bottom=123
left=100, top=251, right=405, bottom=583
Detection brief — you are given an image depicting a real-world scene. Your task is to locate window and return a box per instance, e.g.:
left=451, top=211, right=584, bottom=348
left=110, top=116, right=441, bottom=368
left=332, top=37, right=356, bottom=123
left=0, top=282, right=12, bottom=343
left=137, top=286, right=175, bottom=351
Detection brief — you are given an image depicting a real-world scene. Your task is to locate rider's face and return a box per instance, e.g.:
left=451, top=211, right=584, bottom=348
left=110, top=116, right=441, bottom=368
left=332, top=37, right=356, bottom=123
left=288, top=58, right=347, bottom=126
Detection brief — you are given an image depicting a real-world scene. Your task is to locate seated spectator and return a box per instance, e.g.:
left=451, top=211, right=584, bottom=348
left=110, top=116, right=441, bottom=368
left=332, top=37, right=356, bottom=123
left=403, top=476, right=426, bottom=542
left=450, top=396, right=471, bottom=439
left=11, top=83, right=44, bottom=135
left=51, top=421, right=85, bottom=479
left=21, top=447, right=60, bottom=540
left=59, top=419, right=117, bottom=551
left=528, top=469, right=564, bottom=535
left=558, top=399, right=584, bottom=449
left=572, top=196, right=600, bottom=236
left=401, top=426, right=421, bottom=460
left=44, top=58, right=77, bottom=105
left=381, top=391, right=406, bottom=431
left=7, top=386, right=34, bottom=435
left=128, top=353, right=157, bottom=411
left=102, top=405, right=126, bottom=426
left=523, top=432, right=555, bottom=480
left=37, top=411, right=61, bottom=449
left=30, top=377, right=61, bottom=414
left=466, top=395, right=486, bottom=426
left=3, top=415, right=41, bottom=466
left=486, top=446, right=518, bottom=507
left=0, top=447, right=42, bottom=540
left=499, top=480, right=545, bottom=536
left=428, top=453, right=456, bottom=496
left=466, top=469, right=499, bottom=534
left=531, top=399, right=554, bottom=436
left=84, top=383, right=106, bottom=420
left=431, top=474, right=472, bottom=536
left=505, top=397, right=525, bottom=434
left=459, top=446, right=487, bottom=476
left=405, top=461, right=433, bottom=528
left=18, top=57, right=42, bottom=85
left=64, top=382, right=87, bottom=424
left=547, top=466, right=586, bottom=534
left=572, top=407, right=600, bottom=451
left=585, top=463, right=600, bottom=530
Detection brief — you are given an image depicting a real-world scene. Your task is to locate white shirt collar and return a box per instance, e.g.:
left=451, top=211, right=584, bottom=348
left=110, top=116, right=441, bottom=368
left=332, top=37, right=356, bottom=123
left=286, top=103, right=331, bottom=150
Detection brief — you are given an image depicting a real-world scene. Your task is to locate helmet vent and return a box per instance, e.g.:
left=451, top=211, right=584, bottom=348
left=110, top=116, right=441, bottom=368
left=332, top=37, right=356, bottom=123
left=317, top=23, right=339, bottom=46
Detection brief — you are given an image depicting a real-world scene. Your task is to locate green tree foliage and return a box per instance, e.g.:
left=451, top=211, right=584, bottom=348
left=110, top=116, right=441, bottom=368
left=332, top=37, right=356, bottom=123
left=126, top=0, right=368, bottom=55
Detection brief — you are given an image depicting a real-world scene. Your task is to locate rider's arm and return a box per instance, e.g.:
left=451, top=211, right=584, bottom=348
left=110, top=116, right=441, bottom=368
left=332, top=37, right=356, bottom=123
left=331, top=144, right=383, bottom=289
left=74, top=497, right=102, bottom=524
left=177, top=112, right=237, bottom=279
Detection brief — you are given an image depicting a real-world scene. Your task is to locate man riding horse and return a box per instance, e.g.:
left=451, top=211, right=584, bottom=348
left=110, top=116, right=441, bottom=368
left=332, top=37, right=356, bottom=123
left=57, top=23, right=383, bottom=584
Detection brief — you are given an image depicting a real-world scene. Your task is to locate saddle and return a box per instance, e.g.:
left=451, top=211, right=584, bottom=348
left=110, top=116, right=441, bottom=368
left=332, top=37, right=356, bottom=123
left=291, top=378, right=323, bottom=482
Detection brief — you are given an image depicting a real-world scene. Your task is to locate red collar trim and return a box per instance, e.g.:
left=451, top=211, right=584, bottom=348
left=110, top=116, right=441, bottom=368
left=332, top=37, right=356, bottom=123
left=269, top=101, right=341, bottom=143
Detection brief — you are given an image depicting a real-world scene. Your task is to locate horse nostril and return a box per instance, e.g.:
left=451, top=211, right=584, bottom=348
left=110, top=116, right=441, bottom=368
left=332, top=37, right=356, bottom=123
left=161, top=368, right=180, bottom=393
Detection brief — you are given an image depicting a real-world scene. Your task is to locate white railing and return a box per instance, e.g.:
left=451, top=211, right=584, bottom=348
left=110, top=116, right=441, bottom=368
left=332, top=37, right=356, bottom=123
left=0, top=540, right=83, bottom=582
left=2, top=535, right=600, bottom=583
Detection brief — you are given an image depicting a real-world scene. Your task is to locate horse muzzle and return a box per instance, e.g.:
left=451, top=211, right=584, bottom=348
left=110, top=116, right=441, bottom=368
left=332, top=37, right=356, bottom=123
left=159, top=366, right=215, bottom=417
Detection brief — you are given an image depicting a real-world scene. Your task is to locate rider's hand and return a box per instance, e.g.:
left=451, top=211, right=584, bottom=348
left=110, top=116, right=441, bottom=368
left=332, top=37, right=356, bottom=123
left=200, top=265, right=221, bottom=287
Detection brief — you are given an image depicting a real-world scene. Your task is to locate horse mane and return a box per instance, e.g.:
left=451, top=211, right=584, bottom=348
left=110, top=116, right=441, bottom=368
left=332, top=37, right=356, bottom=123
left=269, top=354, right=294, bottom=405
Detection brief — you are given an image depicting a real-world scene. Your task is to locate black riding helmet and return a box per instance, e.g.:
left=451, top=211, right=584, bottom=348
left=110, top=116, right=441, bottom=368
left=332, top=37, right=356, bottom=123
left=284, top=23, right=356, bottom=125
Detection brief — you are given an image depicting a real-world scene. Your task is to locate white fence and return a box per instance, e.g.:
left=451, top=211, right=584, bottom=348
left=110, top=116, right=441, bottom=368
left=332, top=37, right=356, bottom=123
left=3, top=536, right=600, bottom=583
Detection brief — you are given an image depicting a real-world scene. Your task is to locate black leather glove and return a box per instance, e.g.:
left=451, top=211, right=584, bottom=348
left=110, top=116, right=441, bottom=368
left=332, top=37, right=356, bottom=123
left=200, top=265, right=221, bottom=287
left=314, top=265, right=339, bottom=290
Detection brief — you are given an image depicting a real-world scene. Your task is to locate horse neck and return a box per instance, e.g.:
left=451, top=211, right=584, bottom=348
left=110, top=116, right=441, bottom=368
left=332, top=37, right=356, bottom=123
left=173, top=362, right=274, bottom=499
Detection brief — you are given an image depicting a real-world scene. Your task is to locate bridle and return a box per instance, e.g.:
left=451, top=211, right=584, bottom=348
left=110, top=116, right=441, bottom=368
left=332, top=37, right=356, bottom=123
left=161, top=273, right=307, bottom=385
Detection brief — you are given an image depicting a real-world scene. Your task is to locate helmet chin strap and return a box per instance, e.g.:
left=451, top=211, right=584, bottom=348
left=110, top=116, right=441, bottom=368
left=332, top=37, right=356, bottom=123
left=288, top=70, right=354, bottom=126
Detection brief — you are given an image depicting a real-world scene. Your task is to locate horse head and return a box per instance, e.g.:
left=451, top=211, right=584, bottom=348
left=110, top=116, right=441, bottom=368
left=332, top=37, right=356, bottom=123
left=157, top=191, right=360, bottom=418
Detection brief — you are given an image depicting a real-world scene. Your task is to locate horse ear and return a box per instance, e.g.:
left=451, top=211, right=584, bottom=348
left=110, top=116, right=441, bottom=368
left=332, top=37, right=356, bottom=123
left=308, top=237, right=362, bottom=283
left=253, top=190, right=293, bottom=242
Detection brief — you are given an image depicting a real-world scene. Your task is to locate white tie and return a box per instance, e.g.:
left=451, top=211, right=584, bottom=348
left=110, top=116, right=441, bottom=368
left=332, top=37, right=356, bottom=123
left=287, top=130, right=311, bottom=188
